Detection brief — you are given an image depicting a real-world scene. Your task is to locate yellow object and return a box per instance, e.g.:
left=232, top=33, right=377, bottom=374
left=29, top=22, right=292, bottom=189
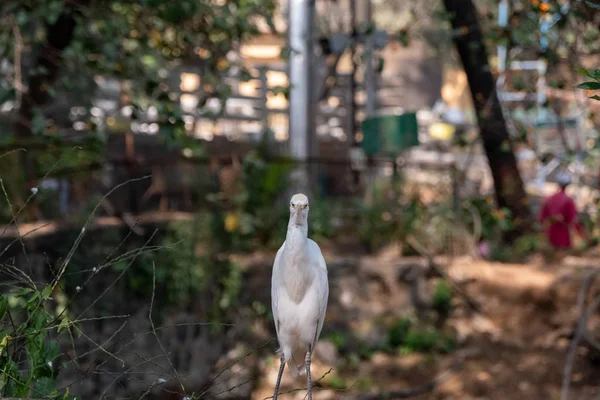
left=0, top=334, right=11, bottom=356
left=217, top=58, right=229, bottom=71
left=224, top=213, right=239, bottom=233
left=429, top=122, right=455, bottom=141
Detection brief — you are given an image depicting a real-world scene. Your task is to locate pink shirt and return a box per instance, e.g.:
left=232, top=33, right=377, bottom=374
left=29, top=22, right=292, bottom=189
left=539, top=190, right=584, bottom=248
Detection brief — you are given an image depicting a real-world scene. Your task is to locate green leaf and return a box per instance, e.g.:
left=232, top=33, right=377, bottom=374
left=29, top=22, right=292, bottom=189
left=33, top=377, right=57, bottom=397
left=41, top=285, right=53, bottom=300
left=1, top=357, right=25, bottom=395
left=0, top=331, right=11, bottom=356
left=574, top=81, right=600, bottom=90
left=30, top=309, right=48, bottom=331
left=57, top=315, right=71, bottom=334
left=585, top=1, right=600, bottom=9
left=575, top=68, right=593, bottom=78
left=590, top=95, right=600, bottom=101
left=44, top=339, right=60, bottom=362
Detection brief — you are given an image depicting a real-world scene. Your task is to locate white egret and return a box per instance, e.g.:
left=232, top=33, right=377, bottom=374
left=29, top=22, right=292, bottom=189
left=271, top=193, right=329, bottom=400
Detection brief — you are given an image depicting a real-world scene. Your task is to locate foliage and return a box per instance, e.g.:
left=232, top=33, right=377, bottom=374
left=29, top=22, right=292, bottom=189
left=489, top=242, right=514, bottom=262
left=90, top=216, right=242, bottom=313
left=323, top=373, right=347, bottom=390
left=0, top=285, right=74, bottom=399
left=0, top=140, right=108, bottom=224
left=325, top=331, right=347, bottom=349
left=512, top=233, right=544, bottom=258
left=486, top=230, right=548, bottom=262
left=0, top=177, right=252, bottom=397
left=575, top=68, right=600, bottom=101
left=478, top=0, right=600, bottom=68
left=149, top=216, right=242, bottom=316
left=356, top=194, right=397, bottom=252
left=308, top=196, right=342, bottom=243
left=401, top=327, right=456, bottom=354
left=386, top=316, right=456, bottom=355
left=0, top=0, right=276, bottom=146
left=401, top=328, right=441, bottom=353
left=238, top=151, right=294, bottom=248
left=208, top=142, right=342, bottom=250
left=0, top=0, right=276, bottom=220
left=128, top=217, right=213, bottom=306
left=356, top=177, right=425, bottom=252
left=465, top=196, right=514, bottom=242
left=204, top=135, right=294, bottom=250
left=0, top=136, right=105, bottom=177
left=432, top=279, right=453, bottom=319
left=387, top=316, right=412, bottom=348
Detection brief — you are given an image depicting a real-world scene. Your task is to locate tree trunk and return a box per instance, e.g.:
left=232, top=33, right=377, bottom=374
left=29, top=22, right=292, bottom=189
left=14, top=9, right=79, bottom=219
left=442, top=0, right=531, bottom=239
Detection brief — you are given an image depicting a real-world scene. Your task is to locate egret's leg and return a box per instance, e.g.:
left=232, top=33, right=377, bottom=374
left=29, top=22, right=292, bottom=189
left=273, top=355, right=285, bottom=400
left=305, top=344, right=313, bottom=400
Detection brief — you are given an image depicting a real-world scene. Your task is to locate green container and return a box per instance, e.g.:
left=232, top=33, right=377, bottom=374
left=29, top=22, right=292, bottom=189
left=361, top=112, right=419, bottom=156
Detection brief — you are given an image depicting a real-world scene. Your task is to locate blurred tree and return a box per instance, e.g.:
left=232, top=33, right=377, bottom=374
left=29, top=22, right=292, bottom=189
left=442, top=0, right=531, bottom=238
left=0, top=0, right=275, bottom=215
left=490, top=0, right=600, bottom=154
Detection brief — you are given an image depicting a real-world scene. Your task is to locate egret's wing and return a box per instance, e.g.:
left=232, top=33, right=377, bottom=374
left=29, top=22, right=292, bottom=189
left=309, top=240, right=329, bottom=342
left=271, top=243, right=285, bottom=337
left=316, top=269, right=329, bottom=341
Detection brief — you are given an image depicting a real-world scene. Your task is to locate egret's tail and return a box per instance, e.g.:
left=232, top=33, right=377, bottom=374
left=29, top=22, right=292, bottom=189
left=286, top=361, right=304, bottom=377
left=278, top=345, right=306, bottom=377
left=287, top=346, right=307, bottom=377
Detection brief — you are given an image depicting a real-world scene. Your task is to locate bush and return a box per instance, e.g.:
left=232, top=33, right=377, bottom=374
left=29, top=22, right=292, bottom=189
left=129, top=215, right=242, bottom=318
left=387, top=317, right=412, bottom=348
left=207, top=148, right=294, bottom=250
left=309, top=197, right=341, bottom=243
left=357, top=179, right=424, bottom=252
left=402, top=328, right=440, bottom=352
left=386, top=316, right=456, bottom=355
left=401, top=327, right=456, bottom=354
left=465, top=196, right=514, bottom=242
left=0, top=285, right=74, bottom=399
left=432, top=279, right=453, bottom=319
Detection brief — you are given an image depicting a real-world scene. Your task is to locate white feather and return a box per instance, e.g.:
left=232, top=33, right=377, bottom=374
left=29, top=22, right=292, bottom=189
left=271, top=194, right=329, bottom=376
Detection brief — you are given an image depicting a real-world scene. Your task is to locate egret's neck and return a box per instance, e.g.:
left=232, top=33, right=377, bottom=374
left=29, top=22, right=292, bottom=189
left=283, top=219, right=312, bottom=300
left=286, top=219, right=308, bottom=251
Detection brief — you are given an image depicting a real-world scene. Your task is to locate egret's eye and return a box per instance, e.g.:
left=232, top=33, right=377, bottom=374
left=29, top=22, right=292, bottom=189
left=302, top=204, right=308, bottom=209
left=291, top=202, right=295, bottom=207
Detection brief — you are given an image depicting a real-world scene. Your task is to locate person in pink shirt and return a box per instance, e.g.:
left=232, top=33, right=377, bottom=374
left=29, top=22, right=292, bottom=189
left=539, top=172, right=586, bottom=250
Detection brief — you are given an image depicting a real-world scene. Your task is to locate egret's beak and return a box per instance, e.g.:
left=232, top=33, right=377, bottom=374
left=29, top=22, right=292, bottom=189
left=290, top=206, right=307, bottom=225
left=292, top=208, right=303, bottom=225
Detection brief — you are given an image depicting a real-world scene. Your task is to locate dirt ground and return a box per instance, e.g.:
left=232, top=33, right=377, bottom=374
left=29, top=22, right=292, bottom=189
left=229, top=245, right=600, bottom=400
